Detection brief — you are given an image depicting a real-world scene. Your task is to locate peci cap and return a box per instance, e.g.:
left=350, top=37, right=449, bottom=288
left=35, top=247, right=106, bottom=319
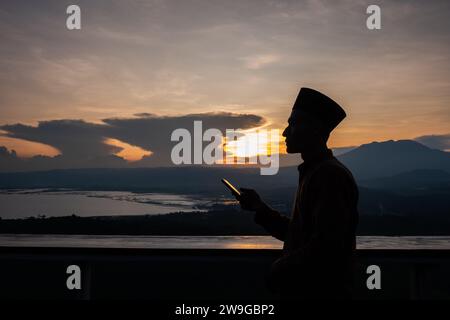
left=292, top=87, right=346, bottom=133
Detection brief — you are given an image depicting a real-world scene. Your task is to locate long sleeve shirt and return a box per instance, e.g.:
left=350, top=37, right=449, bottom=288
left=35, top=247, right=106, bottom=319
left=254, top=148, right=359, bottom=296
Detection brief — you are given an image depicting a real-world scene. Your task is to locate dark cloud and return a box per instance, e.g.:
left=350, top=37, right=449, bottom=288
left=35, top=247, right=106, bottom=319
left=0, top=146, right=22, bottom=172
left=104, top=112, right=265, bottom=165
left=414, top=134, right=450, bottom=151
left=1, top=120, right=118, bottom=157
left=0, top=146, right=17, bottom=158
left=0, top=112, right=265, bottom=171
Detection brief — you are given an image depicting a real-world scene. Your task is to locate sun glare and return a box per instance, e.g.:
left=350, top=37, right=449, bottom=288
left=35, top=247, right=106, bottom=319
left=224, top=129, right=282, bottom=161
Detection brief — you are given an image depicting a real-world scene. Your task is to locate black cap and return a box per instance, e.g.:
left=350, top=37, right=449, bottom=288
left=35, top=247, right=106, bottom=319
left=292, top=87, right=346, bottom=133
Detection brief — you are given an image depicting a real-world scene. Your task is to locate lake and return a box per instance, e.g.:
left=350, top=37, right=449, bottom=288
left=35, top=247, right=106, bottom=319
left=1, top=234, right=450, bottom=249
left=0, top=189, right=213, bottom=219
left=1, top=189, right=449, bottom=250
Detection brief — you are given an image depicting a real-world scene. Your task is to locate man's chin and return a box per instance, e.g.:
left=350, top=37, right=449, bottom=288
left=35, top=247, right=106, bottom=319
left=286, top=145, right=302, bottom=154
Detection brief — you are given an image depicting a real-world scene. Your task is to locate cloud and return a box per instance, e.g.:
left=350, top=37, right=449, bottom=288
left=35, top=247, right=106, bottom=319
left=1, top=0, right=449, bottom=148
left=102, top=112, right=266, bottom=166
left=1, top=120, right=116, bottom=157
left=0, top=146, right=18, bottom=159
left=414, top=134, right=450, bottom=151
left=0, top=112, right=265, bottom=171
left=240, top=54, right=281, bottom=70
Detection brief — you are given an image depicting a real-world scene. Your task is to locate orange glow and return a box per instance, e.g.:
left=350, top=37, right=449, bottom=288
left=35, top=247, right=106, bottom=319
left=222, top=242, right=282, bottom=249
left=224, top=129, right=282, bottom=162
left=104, top=138, right=152, bottom=162
left=0, top=136, right=60, bottom=158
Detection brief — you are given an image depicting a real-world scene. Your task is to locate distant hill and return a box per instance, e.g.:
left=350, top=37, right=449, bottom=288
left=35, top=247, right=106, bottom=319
left=338, top=140, right=450, bottom=180
left=360, top=169, right=450, bottom=195
left=0, top=166, right=298, bottom=194
left=358, top=186, right=450, bottom=218
left=1, top=208, right=449, bottom=236
left=0, top=139, right=449, bottom=219
left=0, top=140, right=449, bottom=193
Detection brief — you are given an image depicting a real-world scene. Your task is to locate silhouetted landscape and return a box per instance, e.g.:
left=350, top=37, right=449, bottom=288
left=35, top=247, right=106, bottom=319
left=1, top=139, right=449, bottom=235
left=2, top=0, right=450, bottom=304
left=2, top=208, right=450, bottom=236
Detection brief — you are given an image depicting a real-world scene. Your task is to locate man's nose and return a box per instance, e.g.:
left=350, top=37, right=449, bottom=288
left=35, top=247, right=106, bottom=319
left=282, top=127, right=288, bottom=137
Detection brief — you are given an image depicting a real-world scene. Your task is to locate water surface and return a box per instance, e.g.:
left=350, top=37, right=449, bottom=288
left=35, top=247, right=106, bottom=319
left=0, top=189, right=210, bottom=219
left=1, top=234, right=449, bottom=250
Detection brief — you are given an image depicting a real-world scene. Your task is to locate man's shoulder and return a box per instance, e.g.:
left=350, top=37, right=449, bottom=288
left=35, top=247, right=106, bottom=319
left=311, top=157, right=356, bottom=182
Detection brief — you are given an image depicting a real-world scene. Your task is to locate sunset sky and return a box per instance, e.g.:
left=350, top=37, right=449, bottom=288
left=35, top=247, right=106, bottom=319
left=0, top=0, right=449, bottom=166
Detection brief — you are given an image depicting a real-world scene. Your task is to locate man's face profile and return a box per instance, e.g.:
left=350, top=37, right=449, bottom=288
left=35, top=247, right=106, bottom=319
left=282, top=109, right=323, bottom=153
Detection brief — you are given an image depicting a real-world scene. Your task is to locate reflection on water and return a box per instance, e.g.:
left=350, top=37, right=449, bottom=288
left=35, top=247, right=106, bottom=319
left=0, top=234, right=449, bottom=250
left=0, top=189, right=210, bottom=219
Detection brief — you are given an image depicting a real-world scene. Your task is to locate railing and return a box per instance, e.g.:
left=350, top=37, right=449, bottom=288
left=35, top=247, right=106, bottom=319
left=0, top=247, right=449, bottom=299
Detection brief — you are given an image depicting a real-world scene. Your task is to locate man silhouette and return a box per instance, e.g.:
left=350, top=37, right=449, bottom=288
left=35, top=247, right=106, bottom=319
left=238, top=88, right=359, bottom=299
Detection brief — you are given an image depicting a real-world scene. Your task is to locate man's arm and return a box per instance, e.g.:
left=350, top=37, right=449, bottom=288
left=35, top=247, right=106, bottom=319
left=237, top=188, right=290, bottom=241
left=276, top=167, right=355, bottom=267
left=254, top=202, right=290, bottom=242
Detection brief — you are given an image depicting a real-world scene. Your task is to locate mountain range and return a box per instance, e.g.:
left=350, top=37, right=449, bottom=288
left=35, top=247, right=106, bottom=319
left=1, top=139, right=449, bottom=229
left=1, top=139, right=448, bottom=190
left=338, top=140, right=450, bottom=180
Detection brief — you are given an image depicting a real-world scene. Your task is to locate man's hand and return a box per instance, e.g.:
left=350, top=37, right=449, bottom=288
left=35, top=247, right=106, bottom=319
left=237, top=188, right=265, bottom=211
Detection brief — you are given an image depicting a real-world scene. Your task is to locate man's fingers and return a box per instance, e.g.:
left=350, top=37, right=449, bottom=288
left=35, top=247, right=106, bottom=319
left=232, top=191, right=241, bottom=200
left=240, top=187, right=257, bottom=195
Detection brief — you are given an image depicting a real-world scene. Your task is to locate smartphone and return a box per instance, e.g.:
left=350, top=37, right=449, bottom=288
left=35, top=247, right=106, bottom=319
left=221, top=178, right=241, bottom=197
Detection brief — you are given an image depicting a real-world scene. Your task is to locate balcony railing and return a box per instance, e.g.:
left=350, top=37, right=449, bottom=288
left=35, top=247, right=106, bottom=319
left=0, top=246, right=449, bottom=299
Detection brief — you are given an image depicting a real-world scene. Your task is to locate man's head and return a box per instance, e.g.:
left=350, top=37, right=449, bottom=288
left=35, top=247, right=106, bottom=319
left=282, top=88, right=346, bottom=154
